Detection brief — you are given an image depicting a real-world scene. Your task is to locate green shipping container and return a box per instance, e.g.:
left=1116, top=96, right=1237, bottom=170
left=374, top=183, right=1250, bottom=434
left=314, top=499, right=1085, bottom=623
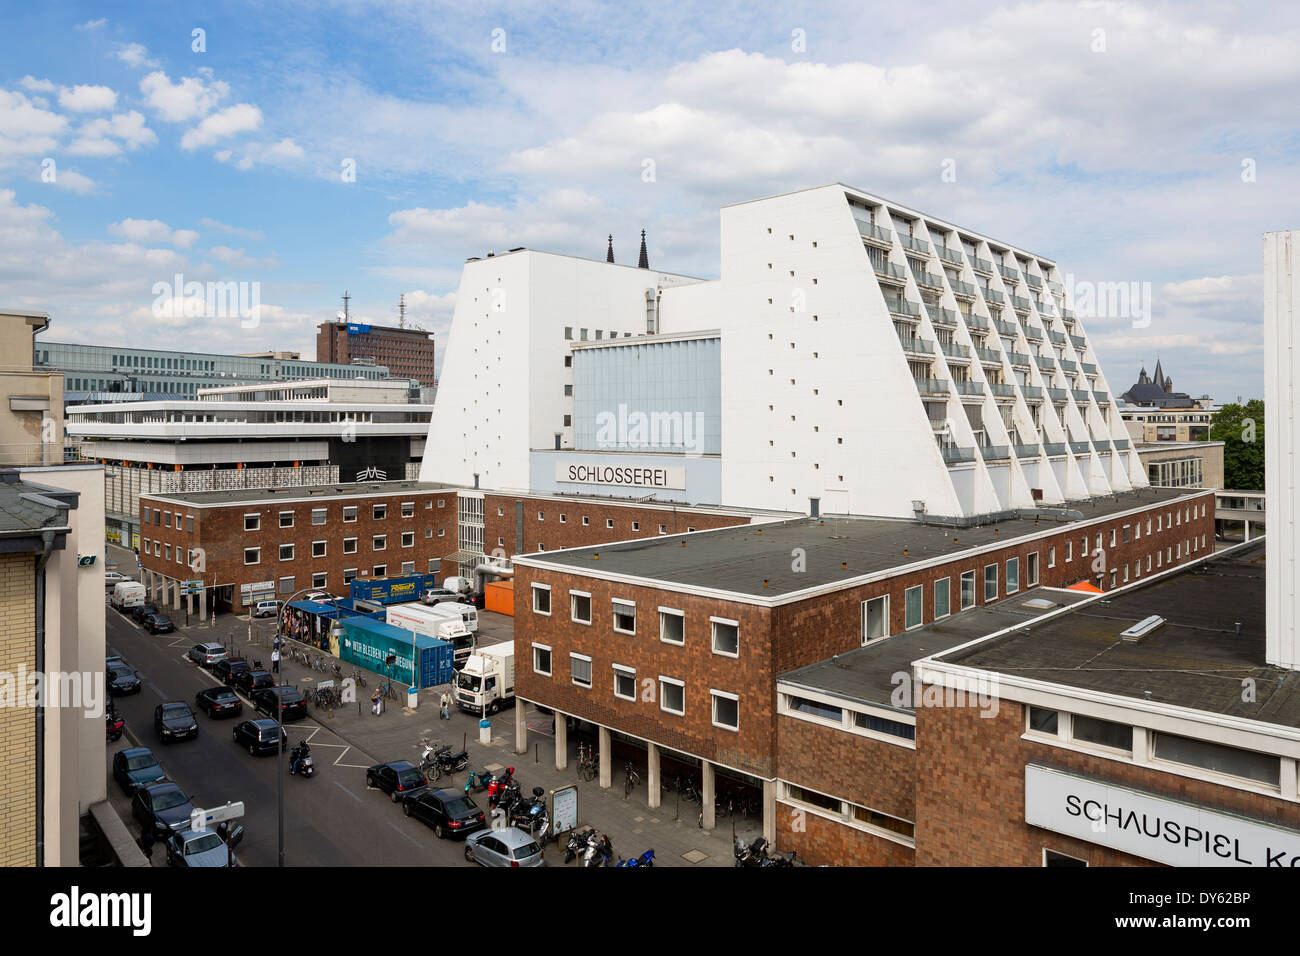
left=339, top=617, right=454, bottom=689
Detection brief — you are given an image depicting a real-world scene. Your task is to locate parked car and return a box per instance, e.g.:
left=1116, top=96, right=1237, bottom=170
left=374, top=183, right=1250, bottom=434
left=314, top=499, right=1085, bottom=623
left=464, top=828, right=546, bottom=867
left=420, top=587, right=464, bottom=606
left=403, top=788, right=485, bottom=840
left=251, top=600, right=282, bottom=618
left=302, top=591, right=335, bottom=603
left=187, top=642, right=228, bottom=668
left=107, top=663, right=142, bottom=696
left=142, top=612, right=175, bottom=635
left=365, top=761, right=427, bottom=803
left=253, top=686, right=307, bottom=722
left=112, top=747, right=165, bottom=794
left=131, top=602, right=159, bottom=624
left=165, top=825, right=242, bottom=868
left=233, top=718, right=287, bottom=755
left=104, top=571, right=134, bottom=588
left=233, top=669, right=275, bottom=697
left=154, top=701, right=199, bottom=742
left=132, top=781, right=195, bottom=836
left=195, top=686, right=243, bottom=719
left=213, top=658, right=251, bottom=686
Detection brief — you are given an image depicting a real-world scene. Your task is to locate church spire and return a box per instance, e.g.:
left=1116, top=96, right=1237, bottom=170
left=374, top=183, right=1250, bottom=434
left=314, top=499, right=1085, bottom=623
left=606, top=234, right=614, bottom=264
left=638, top=229, right=649, bottom=269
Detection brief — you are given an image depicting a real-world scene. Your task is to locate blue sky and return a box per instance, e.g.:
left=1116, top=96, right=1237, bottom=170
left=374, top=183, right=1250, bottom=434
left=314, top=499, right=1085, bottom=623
left=2, top=0, right=1298, bottom=402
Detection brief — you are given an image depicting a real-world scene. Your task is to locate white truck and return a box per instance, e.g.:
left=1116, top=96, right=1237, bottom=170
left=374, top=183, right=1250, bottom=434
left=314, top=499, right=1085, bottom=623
left=110, top=581, right=147, bottom=610
left=386, top=603, right=475, bottom=667
left=455, top=641, right=515, bottom=714
left=426, top=600, right=478, bottom=634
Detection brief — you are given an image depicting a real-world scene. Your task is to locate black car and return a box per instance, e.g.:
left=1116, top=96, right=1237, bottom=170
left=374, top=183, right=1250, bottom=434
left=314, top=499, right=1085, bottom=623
left=112, top=747, right=165, bottom=793
left=213, top=658, right=251, bottom=686
left=233, top=669, right=275, bottom=697
left=132, top=781, right=195, bottom=836
left=233, top=718, right=287, bottom=755
left=403, top=788, right=486, bottom=839
left=195, top=686, right=243, bottom=719
left=143, top=612, right=175, bottom=635
left=253, top=686, right=307, bottom=722
left=365, top=761, right=427, bottom=803
left=131, top=602, right=159, bottom=624
left=107, top=663, right=142, bottom=696
left=154, top=701, right=199, bottom=742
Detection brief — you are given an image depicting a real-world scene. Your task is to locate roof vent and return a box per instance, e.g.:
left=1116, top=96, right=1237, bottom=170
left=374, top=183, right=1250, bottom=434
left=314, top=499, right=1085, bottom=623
left=1120, top=615, right=1166, bottom=642
left=1022, top=597, right=1057, bottom=610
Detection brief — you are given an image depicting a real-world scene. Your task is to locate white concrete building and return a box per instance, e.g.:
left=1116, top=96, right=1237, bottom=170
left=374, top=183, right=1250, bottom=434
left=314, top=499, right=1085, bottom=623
left=422, top=184, right=1144, bottom=518
left=1264, top=229, right=1298, bottom=671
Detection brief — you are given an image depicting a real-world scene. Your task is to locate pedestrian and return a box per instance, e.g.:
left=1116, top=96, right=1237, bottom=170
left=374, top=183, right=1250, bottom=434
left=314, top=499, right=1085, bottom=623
left=138, top=824, right=155, bottom=862
left=371, top=689, right=382, bottom=716
left=271, top=647, right=280, bottom=674
left=439, top=690, right=450, bottom=720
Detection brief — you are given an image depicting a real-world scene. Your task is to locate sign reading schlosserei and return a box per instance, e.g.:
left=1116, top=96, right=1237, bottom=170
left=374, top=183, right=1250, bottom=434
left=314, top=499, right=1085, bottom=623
left=555, top=461, right=686, bottom=490
left=1025, top=764, right=1300, bottom=866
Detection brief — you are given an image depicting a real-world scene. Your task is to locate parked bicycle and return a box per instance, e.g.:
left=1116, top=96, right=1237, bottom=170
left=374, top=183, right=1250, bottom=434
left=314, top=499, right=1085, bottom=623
left=623, top=762, right=640, bottom=798
left=576, top=741, right=598, bottom=782
left=350, top=667, right=367, bottom=688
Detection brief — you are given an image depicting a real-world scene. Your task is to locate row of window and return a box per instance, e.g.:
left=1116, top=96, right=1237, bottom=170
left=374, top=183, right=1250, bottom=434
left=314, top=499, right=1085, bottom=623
left=531, top=511, right=686, bottom=536
left=243, top=532, right=425, bottom=564
left=142, top=509, right=195, bottom=532
left=241, top=499, right=439, bottom=531
left=529, top=643, right=741, bottom=729
left=781, top=782, right=915, bottom=843
left=262, top=560, right=435, bottom=595
left=784, top=694, right=916, bottom=742
left=531, top=585, right=740, bottom=655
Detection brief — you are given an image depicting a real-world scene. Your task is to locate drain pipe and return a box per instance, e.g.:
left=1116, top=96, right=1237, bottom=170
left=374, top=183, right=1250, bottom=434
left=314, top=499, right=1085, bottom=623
left=34, top=528, right=56, bottom=868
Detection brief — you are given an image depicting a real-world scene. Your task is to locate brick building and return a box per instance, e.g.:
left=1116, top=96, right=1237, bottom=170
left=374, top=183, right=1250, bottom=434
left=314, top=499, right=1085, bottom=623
left=316, top=321, right=436, bottom=388
left=508, top=485, right=1217, bottom=841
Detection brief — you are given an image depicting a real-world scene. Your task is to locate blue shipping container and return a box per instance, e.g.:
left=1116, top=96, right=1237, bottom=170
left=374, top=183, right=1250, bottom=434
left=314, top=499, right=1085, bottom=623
left=339, top=617, right=453, bottom=689
left=348, top=573, right=438, bottom=605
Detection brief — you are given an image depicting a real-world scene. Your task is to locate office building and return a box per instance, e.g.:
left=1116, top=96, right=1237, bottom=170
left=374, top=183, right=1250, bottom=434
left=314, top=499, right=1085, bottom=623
left=317, top=322, right=436, bottom=388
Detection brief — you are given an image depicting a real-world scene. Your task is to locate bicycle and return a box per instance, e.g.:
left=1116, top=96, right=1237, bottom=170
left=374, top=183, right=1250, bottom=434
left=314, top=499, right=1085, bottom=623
left=623, top=762, right=640, bottom=798
left=576, top=743, right=598, bottom=782
left=679, top=778, right=701, bottom=805
left=351, top=667, right=367, bottom=688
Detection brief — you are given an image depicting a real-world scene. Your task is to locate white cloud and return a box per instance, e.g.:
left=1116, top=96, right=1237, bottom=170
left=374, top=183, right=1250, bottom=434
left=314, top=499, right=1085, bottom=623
left=0, top=88, right=67, bottom=158
left=214, top=137, right=305, bottom=170
left=50, top=169, right=97, bottom=194
left=58, top=84, right=118, bottom=113
left=19, top=76, right=57, bottom=94
left=204, top=245, right=279, bottom=269
left=76, top=18, right=106, bottom=30
left=117, top=43, right=160, bottom=70
left=140, top=70, right=229, bottom=123
left=199, top=217, right=264, bottom=240
left=180, top=103, right=262, bottom=149
left=108, top=219, right=199, bottom=248
left=67, top=110, right=157, bottom=156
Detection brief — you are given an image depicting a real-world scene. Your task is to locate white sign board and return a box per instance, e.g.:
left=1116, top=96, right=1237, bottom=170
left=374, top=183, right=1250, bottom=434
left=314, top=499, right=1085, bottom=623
left=551, top=785, right=578, bottom=835
left=1024, top=764, right=1300, bottom=867
left=190, top=801, right=245, bottom=831
left=556, top=461, right=686, bottom=490
left=241, top=581, right=274, bottom=595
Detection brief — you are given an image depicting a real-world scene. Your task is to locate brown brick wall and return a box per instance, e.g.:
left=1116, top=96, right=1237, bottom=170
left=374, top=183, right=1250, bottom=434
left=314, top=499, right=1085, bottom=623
left=773, top=801, right=915, bottom=867
left=777, top=713, right=916, bottom=820
left=0, top=553, right=36, bottom=866
left=914, top=693, right=1300, bottom=867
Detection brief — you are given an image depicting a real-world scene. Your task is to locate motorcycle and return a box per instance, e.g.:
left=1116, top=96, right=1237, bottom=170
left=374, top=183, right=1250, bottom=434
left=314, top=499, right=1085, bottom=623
left=617, top=849, right=655, bottom=868
left=508, top=787, right=547, bottom=831
left=419, top=742, right=470, bottom=780
left=289, top=740, right=314, bottom=779
left=734, top=836, right=767, bottom=867
left=581, top=830, right=603, bottom=868
left=493, top=777, right=522, bottom=812
left=563, top=826, right=591, bottom=864
left=105, top=707, right=124, bottom=743
left=464, top=769, right=492, bottom=794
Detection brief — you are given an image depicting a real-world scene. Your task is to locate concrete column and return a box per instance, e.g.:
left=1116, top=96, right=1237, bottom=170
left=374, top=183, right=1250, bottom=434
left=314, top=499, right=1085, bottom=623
left=172, top=578, right=181, bottom=610
left=514, top=699, right=527, bottom=755
left=701, top=760, right=716, bottom=831
left=762, top=778, right=777, bottom=845
left=198, top=587, right=207, bottom=622
left=1245, top=519, right=1251, bottom=542
left=598, top=725, right=611, bottom=789
left=647, top=743, right=661, bottom=809
left=554, top=711, right=568, bottom=771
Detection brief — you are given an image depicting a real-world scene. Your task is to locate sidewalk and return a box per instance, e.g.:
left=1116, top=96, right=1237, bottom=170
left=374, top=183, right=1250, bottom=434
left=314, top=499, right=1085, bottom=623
left=159, top=598, right=757, bottom=867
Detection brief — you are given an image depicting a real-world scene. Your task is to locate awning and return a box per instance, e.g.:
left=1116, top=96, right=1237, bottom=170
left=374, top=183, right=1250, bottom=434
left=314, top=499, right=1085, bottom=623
left=1066, top=581, right=1104, bottom=594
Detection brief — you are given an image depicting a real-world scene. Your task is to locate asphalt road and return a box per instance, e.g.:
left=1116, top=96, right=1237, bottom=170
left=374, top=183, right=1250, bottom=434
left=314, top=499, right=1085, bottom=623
left=105, top=601, right=485, bottom=868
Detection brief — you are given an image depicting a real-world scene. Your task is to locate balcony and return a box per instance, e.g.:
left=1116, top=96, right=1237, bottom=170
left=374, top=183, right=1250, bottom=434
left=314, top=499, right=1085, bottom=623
left=876, top=260, right=907, bottom=284
left=953, top=379, right=984, bottom=396
left=884, top=295, right=921, bottom=317
left=994, top=320, right=1019, bottom=337
left=1069, top=440, right=1092, bottom=455
left=1062, top=308, right=1075, bottom=319
left=1036, top=355, right=1055, bottom=370
left=928, top=306, right=958, bottom=328
left=1007, top=352, right=1032, bottom=367
left=981, top=445, right=1011, bottom=461
left=1081, top=362, right=1097, bottom=375
left=950, top=279, right=977, bottom=299
left=1025, top=274, right=1042, bottom=290
left=998, top=264, right=1019, bottom=281
left=984, top=288, right=1005, bottom=305
left=1043, top=442, right=1066, bottom=456
left=910, top=263, right=944, bottom=288
left=914, top=377, right=949, bottom=397
left=940, top=341, right=971, bottom=361
left=1047, top=387, right=1069, bottom=401
left=899, top=335, right=934, bottom=355
left=856, top=218, right=893, bottom=246
left=1048, top=281, right=1064, bottom=295
left=1021, top=385, right=1043, bottom=399
left=1014, top=443, right=1041, bottom=458
left=1022, top=324, right=1043, bottom=341
left=972, top=257, right=995, bottom=275
left=1093, top=391, right=1110, bottom=404
left=937, top=246, right=964, bottom=266
left=899, top=234, right=930, bottom=255
left=974, top=346, right=1003, bottom=365
left=1047, top=329, right=1066, bottom=345
left=988, top=382, right=1016, bottom=398
left=941, top=446, right=976, bottom=464
left=1094, top=438, right=1112, bottom=453
left=1069, top=334, right=1087, bottom=349
left=1059, top=359, right=1078, bottom=372
left=1071, top=389, right=1091, bottom=403
left=964, top=314, right=989, bottom=332
left=1011, top=296, right=1033, bottom=313
left=1113, top=437, right=1130, bottom=450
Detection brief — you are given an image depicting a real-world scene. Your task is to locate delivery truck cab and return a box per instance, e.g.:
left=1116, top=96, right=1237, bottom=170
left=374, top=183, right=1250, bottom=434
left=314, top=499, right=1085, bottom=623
left=455, top=641, right=515, bottom=714
left=428, top=600, right=478, bottom=634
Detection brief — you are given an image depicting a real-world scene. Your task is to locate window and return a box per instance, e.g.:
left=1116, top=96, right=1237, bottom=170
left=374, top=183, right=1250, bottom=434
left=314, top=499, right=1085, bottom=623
left=401, top=501, right=415, bottom=518
left=711, top=690, right=739, bottom=731
left=570, top=591, right=592, bottom=625
left=1072, top=714, right=1133, bottom=753
left=343, top=537, right=357, bottom=554
left=958, top=570, right=974, bottom=610
left=658, top=524, right=667, bottom=534
left=1110, top=528, right=1117, bottom=547
left=570, top=654, right=592, bottom=689
left=538, top=511, right=545, bottom=521
left=613, top=665, right=636, bottom=701
left=312, top=572, right=327, bottom=589
left=372, top=535, right=386, bottom=551
left=1006, top=557, right=1020, bottom=594
left=852, top=711, right=916, bottom=741
left=1152, top=732, right=1280, bottom=785
left=343, top=506, right=358, bottom=523
left=372, top=565, right=387, bottom=577
left=660, top=608, right=685, bottom=644
left=244, top=547, right=260, bottom=565
left=532, top=584, right=551, bottom=615
left=904, top=585, right=923, bottom=629
left=1048, top=546, right=1055, bottom=568
left=1066, top=540, right=1073, bottom=562
left=1147, top=554, right=1153, bottom=572
left=401, top=531, right=415, bottom=548
left=279, top=544, right=294, bottom=561
left=532, top=643, right=552, bottom=676
left=613, top=600, right=636, bottom=634
left=862, top=595, right=889, bottom=643
left=934, top=578, right=951, bottom=619
left=278, top=576, right=295, bottom=595
left=711, top=618, right=739, bottom=656
left=312, top=541, right=326, bottom=558
left=984, top=563, right=998, bottom=602
left=785, top=783, right=841, bottom=814
left=659, top=677, right=685, bottom=716
left=312, top=508, right=326, bottom=526
left=1028, top=707, right=1059, bottom=735
left=1122, top=525, right=1130, bottom=543
left=1043, top=849, right=1088, bottom=867
left=373, top=504, right=387, bottom=520
left=279, top=511, right=294, bottom=528
left=164, top=544, right=171, bottom=560
left=606, top=518, right=614, bottom=529
left=581, top=516, right=590, bottom=526
left=244, top=513, right=260, bottom=531
left=631, top=521, right=640, bottom=531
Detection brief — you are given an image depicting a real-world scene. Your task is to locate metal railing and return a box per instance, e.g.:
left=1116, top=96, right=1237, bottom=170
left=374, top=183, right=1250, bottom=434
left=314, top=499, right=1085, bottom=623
left=1007, top=351, right=1032, bottom=367
left=911, top=267, right=944, bottom=288
left=972, top=257, right=994, bottom=274
left=1025, top=274, right=1042, bottom=289
left=928, top=306, right=958, bottom=327
left=899, top=335, right=934, bottom=355
left=899, top=234, right=930, bottom=254
left=856, top=219, right=893, bottom=244
left=1021, top=385, right=1043, bottom=399
left=1043, top=442, right=1066, bottom=456
left=1036, top=355, right=1055, bottom=370
left=1093, top=439, right=1112, bottom=453
left=988, top=382, right=1016, bottom=398
left=1011, top=296, right=1033, bottom=312
left=1059, top=359, right=1078, bottom=372
left=1048, top=281, right=1064, bottom=294
left=940, top=341, right=971, bottom=360
left=998, top=264, right=1019, bottom=281
left=1062, top=308, right=1075, bottom=319
left=937, top=246, right=964, bottom=265
left=1048, top=387, right=1069, bottom=401
left=984, top=288, right=1005, bottom=304
left=950, top=279, right=977, bottom=298
left=964, top=314, right=989, bottom=331
left=0, top=442, right=90, bottom=467
left=1113, top=438, right=1130, bottom=450
left=876, top=261, right=907, bottom=282
left=953, top=379, right=984, bottom=396
left=885, top=296, right=922, bottom=317
left=1014, top=443, right=1041, bottom=458
left=974, top=346, right=1003, bottom=365
left=1022, top=324, right=1043, bottom=340
left=1071, top=389, right=1091, bottom=402
left=1069, top=441, right=1092, bottom=455
left=1070, top=334, right=1087, bottom=348
left=941, top=446, right=975, bottom=464
left=1081, top=362, right=1097, bottom=375
left=1047, top=329, right=1066, bottom=345
left=914, top=377, right=950, bottom=396
left=993, top=320, right=1019, bottom=338
left=1093, top=391, right=1110, bottom=404
left=982, top=445, right=1011, bottom=461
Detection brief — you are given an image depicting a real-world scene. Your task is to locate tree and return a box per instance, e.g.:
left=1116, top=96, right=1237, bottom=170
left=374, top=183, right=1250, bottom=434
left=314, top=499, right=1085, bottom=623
left=1209, top=400, right=1265, bottom=490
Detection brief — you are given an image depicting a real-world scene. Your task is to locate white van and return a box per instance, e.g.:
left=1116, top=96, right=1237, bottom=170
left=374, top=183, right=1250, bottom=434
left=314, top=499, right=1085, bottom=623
left=110, top=582, right=146, bottom=610
left=428, top=600, right=478, bottom=634
left=252, top=599, right=282, bottom=618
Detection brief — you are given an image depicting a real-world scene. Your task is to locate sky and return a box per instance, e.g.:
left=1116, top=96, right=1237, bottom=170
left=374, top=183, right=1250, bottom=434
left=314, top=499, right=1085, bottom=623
left=1, top=0, right=1297, bottom=403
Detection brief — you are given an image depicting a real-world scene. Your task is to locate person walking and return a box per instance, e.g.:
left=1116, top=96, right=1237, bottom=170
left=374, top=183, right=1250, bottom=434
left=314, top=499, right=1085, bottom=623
left=371, top=688, right=382, bottom=716
left=271, top=646, right=281, bottom=675
left=439, top=690, right=450, bottom=720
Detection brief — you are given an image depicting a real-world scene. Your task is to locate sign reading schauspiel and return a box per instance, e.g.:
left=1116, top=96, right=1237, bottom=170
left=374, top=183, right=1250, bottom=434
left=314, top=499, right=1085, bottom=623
left=556, top=461, right=686, bottom=490
left=1025, top=764, right=1300, bottom=866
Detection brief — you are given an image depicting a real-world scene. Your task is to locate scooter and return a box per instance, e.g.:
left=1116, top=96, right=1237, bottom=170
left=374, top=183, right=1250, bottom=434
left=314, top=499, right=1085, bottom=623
left=563, top=826, right=590, bottom=864
left=617, top=849, right=655, bottom=868
left=289, top=740, right=314, bottom=778
left=105, top=707, right=124, bottom=743
left=464, top=769, right=492, bottom=794
left=581, top=830, right=603, bottom=867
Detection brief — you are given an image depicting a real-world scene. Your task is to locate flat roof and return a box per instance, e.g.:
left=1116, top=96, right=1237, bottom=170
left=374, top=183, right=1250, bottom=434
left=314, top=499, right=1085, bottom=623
left=142, top=480, right=456, bottom=508
left=932, top=541, right=1298, bottom=727
left=780, top=586, right=1098, bottom=711
left=519, top=486, right=1201, bottom=599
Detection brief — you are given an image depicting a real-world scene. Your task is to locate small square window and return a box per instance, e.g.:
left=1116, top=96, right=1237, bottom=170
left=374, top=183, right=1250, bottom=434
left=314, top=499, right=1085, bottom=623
left=373, top=504, right=387, bottom=521
left=711, top=691, right=739, bottom=731
left=343, top=537, right=357, bottom=554
left=570, top=654, right=592, bottom=689
left=279, top=511, right=294, bottom=528
left=312, top=541, right=326, bottom=558
left=659, top=678, right=685, bottom=716
left=401, top=531, right=415, bottom=548
left=532, top=643, right=552, bottom=675
left=312, top=508, right=326, bottom=526
left=372, top=535, right=386, bottom=551
left=606, top=518, right=614, bottom=529
left=613, top=666, right=636, bottom=701
left=613, top=601, right=636, bottom=634
left=373, top=564, right=387, bottom=577
left=401, top=501, right=415, bottom=518
left=244, top=513, right=260, bottom=532
left=632, top=521, right=640, bottom=531
left=244, top=547, right=260, bottom=565
left=660, top=609, right=684, bottom=644
left=711, top=618, right=739, bottom=657
left=532, top=585, right=551, bottom=615
left=570, top=591, right=592, bottom=625
left=343, top=506, right=358, bottom=523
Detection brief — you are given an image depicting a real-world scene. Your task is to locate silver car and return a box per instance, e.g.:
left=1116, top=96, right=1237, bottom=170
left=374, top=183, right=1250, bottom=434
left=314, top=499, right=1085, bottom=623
left=187, top=642, right=229, bottom=668
left=464, top=827, right=546, bottom=867
left=165, top=826, right=242, bottom=868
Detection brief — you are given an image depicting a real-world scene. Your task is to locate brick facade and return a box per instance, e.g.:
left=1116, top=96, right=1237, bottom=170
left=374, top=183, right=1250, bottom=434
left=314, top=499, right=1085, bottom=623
left=774, top=800, right=916, bottom=866
left=0, top=553, right=36, bottom=866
